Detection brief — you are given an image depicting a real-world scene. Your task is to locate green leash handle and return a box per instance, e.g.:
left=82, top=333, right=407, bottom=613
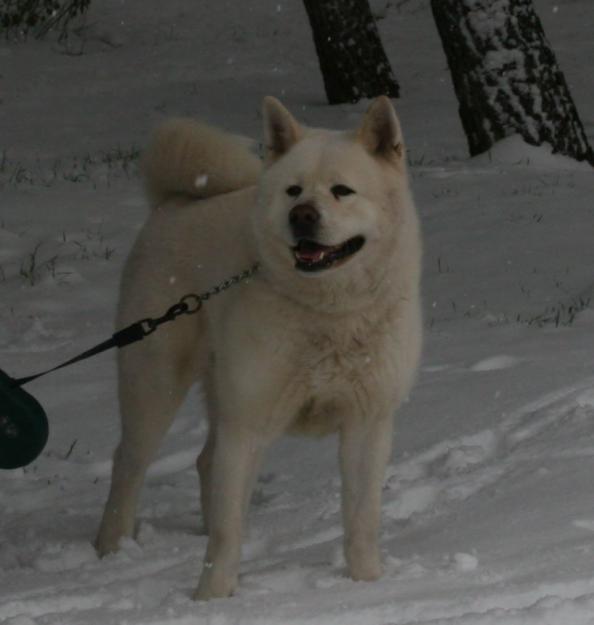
left=0, top=369, right=49, bottom=470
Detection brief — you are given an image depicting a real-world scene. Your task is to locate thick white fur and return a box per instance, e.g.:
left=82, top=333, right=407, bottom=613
left=142, top=118, right=262, bottom=207
left=95, top=97, right=422, bottom=601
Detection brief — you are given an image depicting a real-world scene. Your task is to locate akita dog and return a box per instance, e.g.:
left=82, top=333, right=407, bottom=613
left=95, top=96, right=422, bottom=600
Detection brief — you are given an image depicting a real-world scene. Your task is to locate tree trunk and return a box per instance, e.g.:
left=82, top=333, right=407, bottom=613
left=302, top=0, right=399, bottom=104
left=431, top=0, right=594, bottom=165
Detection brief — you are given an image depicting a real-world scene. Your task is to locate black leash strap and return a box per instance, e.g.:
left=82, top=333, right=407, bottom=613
left=12, top=263, right=259, bottom=388
left=12, top=295, right=198, bottom=387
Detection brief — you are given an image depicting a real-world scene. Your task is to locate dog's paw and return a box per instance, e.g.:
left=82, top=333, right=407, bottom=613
left=193, top=564, right=236, bottom=601
left=94, top=539, right=119, bottom=558
left=347, top=552, right=383, bottom=582
left=349, top=562, right=383, bottom=582
left=94, top=530, right=126, bottom=558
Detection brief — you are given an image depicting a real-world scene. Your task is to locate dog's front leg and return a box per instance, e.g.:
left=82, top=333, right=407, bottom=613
left=339, top=413, right=393, bottom=582
left=194, top=422, right=265, bottom=600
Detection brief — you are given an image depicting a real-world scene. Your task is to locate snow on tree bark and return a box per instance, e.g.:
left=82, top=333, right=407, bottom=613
left=302, top=0, right=399, bottom=104
left=431, top=0, right=594, bottom=165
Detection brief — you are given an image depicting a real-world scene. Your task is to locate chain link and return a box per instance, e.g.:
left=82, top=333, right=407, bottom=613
left=198, top=264, right=260, bottom=302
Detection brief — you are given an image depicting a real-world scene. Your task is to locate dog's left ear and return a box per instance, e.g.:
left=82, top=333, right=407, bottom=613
left=263, top=96, right=303, bottom=162
left=357, top=96, right=404, bottom=163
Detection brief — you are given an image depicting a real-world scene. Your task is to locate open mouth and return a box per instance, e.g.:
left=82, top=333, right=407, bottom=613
left=292, top=236, right=365, bottom=272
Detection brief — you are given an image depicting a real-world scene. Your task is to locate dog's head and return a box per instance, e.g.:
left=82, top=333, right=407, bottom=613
left=252, top=96, right=415, bottom=309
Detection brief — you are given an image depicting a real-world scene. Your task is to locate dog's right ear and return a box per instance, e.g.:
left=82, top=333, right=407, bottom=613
left=263, top=97, right=303, bottom=162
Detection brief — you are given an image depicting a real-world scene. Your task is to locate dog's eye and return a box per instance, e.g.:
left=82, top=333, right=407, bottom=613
left=331, top=184, right=355, bottom=198
left=286, top=185, right=302, bottom=198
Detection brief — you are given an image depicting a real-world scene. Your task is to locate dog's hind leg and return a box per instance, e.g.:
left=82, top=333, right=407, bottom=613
left=196, top=366, right=220, bottom=535
left=339, top=412, right=394, bottom=582
left=196, top=418, right=215, bottom=535
left=95, top=320, right=201, bottom=556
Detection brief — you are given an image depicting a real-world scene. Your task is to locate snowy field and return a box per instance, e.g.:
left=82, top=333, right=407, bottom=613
left=1, top=0, right=594, bottom=623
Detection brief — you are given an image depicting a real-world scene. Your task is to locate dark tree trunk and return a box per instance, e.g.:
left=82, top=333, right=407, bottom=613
left=431, top=0, right=594, bottom=165
left=302, top=0, right=399, bottom=104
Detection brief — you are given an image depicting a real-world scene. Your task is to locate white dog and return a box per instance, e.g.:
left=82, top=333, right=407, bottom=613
left=95, top=96, right=422, bottom=600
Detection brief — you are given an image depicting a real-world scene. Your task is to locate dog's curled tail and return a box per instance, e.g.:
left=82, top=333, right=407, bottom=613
left=142, top=118, right=262, bottom=208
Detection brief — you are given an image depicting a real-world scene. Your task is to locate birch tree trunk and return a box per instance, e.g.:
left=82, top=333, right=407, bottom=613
left=431, top=0, right=594, bottom=165
left=302, top=0, right=399, bottom=104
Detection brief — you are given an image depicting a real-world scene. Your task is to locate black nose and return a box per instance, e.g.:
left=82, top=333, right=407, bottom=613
left=289, top=204, right=320, bottom=239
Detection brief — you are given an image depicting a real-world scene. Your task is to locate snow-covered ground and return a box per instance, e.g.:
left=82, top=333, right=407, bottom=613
left=2, top=1, right=594, bottom=623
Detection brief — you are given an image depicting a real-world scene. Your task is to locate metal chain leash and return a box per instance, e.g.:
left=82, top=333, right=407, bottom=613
left=137, top=263, right=260, bottom=337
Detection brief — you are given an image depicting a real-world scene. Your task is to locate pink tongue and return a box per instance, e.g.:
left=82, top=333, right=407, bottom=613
left=298, top=248, right=326, bottom=262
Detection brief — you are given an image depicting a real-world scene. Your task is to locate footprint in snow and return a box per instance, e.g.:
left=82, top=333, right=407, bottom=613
left=573, top=520, right=594, bottom=532
left=33, top=541, right=97, bottom=573
left=470, top=355, right=522, bottom=372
